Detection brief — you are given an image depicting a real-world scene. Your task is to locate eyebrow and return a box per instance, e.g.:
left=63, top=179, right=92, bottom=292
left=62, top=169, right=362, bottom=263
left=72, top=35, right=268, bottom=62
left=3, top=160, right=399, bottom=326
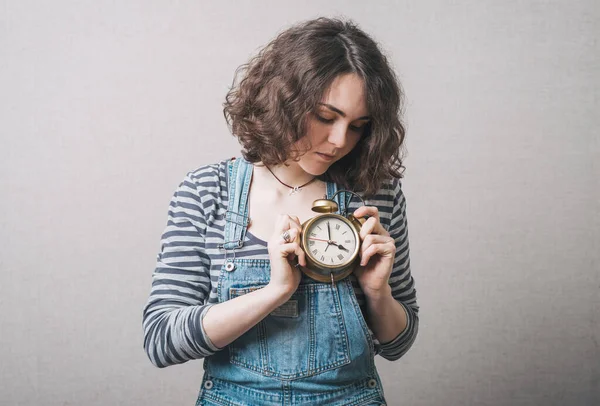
left=318, top=103, right=370, bottom=121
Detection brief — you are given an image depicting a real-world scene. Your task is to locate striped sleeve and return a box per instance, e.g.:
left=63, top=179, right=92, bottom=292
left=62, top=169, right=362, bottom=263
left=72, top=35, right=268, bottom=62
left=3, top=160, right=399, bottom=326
left=378, top=178, right=420, bottom=361
left=142, top=169, right=221, bottom=368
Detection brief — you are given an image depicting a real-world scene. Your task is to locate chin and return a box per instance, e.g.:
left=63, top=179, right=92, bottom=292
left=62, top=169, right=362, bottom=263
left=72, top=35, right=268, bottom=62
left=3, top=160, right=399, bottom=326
left=298, top=157, right=331, bottom=176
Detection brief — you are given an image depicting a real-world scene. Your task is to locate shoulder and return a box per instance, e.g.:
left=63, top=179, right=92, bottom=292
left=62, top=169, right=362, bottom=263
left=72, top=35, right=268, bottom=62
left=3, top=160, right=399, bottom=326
left=366, top=177, right=404, bottom=209
left=173, top=159, right=230, bottom=211
left=187, top=159, right=229, bottom=186
left=363, top=177, right=405, bottom=229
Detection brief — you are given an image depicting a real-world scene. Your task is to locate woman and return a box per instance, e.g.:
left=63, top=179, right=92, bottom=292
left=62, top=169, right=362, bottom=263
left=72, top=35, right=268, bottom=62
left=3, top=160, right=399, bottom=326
left=143, top=17, right=419, bottom=406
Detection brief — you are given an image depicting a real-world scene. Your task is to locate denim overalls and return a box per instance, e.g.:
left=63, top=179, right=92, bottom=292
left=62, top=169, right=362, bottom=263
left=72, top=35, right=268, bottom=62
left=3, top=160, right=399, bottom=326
left=196, top=158, right=388, bottom=406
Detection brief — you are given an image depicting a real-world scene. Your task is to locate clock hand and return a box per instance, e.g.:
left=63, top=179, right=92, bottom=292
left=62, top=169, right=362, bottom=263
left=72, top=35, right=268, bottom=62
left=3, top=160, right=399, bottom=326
left=325, top=239, right=349, bottom=251
left=309, top=236, right=335, bottom=251
left=308, top=237, right=332, bottom=243
left=327, top=221, right=331, bottom=241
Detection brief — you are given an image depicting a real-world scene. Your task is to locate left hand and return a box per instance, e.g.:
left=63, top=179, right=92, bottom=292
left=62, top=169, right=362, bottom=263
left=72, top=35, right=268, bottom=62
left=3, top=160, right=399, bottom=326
left=353, top=206, right=396, bottom=298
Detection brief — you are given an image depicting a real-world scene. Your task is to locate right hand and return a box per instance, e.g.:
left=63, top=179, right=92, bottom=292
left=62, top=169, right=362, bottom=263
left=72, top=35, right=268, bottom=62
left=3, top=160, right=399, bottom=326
left=267, top=214, right=306, bottom=298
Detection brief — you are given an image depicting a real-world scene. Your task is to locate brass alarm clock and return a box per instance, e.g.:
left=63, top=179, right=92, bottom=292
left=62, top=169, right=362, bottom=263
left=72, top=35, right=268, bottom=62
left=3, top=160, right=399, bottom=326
left=299, top=191, right=366, bottom=283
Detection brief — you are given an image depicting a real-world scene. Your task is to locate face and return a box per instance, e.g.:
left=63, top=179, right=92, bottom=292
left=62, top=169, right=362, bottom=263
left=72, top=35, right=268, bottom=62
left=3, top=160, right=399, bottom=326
left=294, top=73, right=370, bottom=175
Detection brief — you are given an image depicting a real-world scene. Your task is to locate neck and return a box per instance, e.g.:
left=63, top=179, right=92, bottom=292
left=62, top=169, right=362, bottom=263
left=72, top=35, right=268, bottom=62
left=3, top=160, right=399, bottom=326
left=260, top=160, right=315, bottom=188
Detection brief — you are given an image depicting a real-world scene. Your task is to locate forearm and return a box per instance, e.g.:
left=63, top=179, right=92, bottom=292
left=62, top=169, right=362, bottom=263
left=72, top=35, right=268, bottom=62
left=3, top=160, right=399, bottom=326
left=202, top=285, right=291, bottom=349
left=364, top=284, right=409, bottom=344
left=143, top=302, right=217, bottom=368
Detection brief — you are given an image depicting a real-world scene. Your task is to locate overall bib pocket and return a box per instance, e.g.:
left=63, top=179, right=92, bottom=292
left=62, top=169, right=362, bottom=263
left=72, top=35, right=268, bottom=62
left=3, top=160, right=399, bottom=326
left=227, top=282, right=351, bottom=379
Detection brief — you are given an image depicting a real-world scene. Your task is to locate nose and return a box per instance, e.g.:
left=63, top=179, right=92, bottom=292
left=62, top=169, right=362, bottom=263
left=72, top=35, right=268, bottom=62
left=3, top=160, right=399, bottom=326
left=327, top=123, right=348, bottom=149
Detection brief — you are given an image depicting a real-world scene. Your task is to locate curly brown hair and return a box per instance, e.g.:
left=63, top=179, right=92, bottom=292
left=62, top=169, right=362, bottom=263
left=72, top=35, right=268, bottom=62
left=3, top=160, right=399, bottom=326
left=223, top=17, right=406, bottom=198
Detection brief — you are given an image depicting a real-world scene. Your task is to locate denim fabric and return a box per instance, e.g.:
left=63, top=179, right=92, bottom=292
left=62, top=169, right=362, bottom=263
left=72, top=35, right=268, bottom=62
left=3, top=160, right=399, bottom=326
left=196, top=158, right=388, bottom=406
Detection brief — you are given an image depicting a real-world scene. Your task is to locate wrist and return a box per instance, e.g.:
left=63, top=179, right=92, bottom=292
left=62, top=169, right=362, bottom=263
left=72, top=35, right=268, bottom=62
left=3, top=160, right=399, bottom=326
left=264, top=283, right=295, bottom=307
left=363, top=284, right=393, bottom=304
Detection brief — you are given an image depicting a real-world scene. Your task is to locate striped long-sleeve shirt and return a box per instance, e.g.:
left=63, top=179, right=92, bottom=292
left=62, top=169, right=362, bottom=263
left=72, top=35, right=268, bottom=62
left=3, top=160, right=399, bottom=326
left=142, top=159, right=419, bottom=368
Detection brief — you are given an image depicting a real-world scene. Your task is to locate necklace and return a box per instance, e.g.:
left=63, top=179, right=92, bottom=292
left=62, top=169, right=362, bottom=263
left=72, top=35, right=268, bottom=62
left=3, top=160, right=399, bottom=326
left=265, top=165, right=317, bottom=195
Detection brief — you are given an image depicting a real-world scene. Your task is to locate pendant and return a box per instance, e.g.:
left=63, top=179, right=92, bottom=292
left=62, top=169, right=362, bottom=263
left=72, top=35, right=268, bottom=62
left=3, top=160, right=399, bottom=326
left=289, top=186, right=301, bottom=195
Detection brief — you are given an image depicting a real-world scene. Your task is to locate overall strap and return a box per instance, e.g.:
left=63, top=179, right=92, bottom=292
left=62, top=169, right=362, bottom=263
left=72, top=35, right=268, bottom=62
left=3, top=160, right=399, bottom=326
left=326, top=181, right=347, bottom=216
left=222, top=157, right=253, bottom=250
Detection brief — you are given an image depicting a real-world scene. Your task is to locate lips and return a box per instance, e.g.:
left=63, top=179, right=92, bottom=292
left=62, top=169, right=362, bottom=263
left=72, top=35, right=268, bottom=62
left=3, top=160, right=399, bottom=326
left=316, top=152, right=336, bottom=160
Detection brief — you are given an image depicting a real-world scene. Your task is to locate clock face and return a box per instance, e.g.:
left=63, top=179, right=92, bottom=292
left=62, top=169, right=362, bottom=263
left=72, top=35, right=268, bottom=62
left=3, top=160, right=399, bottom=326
left=304, top=215, right=358, bottom=267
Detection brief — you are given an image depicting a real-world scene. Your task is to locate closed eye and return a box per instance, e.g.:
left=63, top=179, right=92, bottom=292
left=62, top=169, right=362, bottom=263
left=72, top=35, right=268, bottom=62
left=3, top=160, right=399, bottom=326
left=316, top=115, right=367, bottom=132
left=316, top=115, right=334, bottom=124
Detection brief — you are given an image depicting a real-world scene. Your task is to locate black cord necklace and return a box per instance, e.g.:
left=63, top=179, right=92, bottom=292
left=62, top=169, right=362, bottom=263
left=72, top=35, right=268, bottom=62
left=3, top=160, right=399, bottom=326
left=265, top=166, right=317, bottom=195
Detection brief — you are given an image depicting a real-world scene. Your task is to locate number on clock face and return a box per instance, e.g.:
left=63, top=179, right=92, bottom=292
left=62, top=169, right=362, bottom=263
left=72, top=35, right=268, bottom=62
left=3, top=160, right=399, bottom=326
left=305, top=216, right=357, bottom=266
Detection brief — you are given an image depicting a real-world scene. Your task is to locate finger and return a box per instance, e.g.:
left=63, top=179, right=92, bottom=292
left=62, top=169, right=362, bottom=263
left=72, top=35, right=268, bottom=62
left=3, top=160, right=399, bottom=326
left=360, top=235, right=394, bottom=257
left=286, top=216, right=303, bottom=240
left=360, top=234, right=395, bottom=260
left=274, top=214, right=290, bottom=232
left=359, top=217, right=376, bottom=239
left=360, top=240, right=396, bottom=266
left=362, top=234, right=393, bottom=248
left=353, top=206, right=380, bottom=222
left=274, top=214, right=302, bottom=233
left=288, top=215, right=302, bottom=227
left=279, top=227, right=300, bottom=243
left=278, top=242, right=306, bottom=266
left=359, top=216, right=388, bottom=239
left=272, top=215, right=296, bottom=241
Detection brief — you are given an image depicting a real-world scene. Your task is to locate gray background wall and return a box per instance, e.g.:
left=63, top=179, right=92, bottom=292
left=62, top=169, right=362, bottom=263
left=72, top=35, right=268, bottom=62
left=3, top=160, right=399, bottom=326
left=1, top=1, right=598, bottom=405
